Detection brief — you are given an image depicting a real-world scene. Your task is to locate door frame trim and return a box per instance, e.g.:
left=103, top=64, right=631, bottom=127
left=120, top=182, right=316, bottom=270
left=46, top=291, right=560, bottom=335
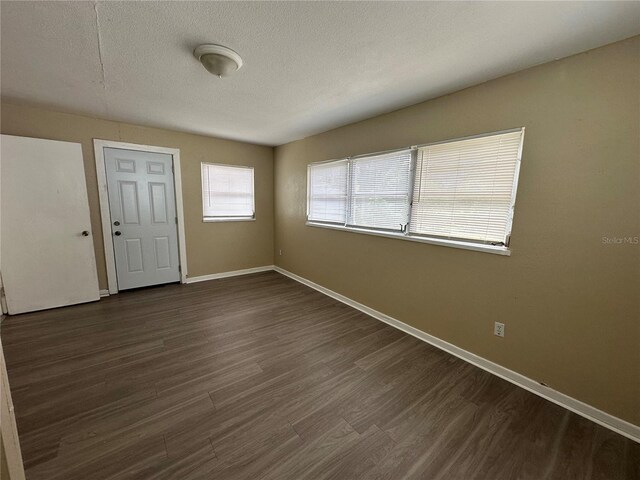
left=93, top=139, right=188, bottom=294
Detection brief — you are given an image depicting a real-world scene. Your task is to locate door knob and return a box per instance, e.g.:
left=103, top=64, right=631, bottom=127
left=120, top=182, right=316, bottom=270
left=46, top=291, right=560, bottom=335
left=114, top=231, right=122, bottom=236
left=82, top=231, right=90, bottom=236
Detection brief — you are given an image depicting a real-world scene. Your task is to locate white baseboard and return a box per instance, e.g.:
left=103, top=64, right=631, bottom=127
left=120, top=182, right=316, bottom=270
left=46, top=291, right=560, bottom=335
left=99, top=290, right=110, bottom=298
left=185, top=265, right=275, bottom=284
left=273, top=266, right=640, bottom=443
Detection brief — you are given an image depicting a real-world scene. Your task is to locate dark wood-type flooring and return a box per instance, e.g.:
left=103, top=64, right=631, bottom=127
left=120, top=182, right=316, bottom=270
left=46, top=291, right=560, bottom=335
left=2, top=272, right=638, bottom=479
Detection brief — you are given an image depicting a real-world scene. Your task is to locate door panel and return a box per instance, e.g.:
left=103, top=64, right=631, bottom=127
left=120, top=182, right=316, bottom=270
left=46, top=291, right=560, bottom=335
left=149, top=183, right=168, bottom=224
left=104, top=148, right=180, bottom=290
left=125, top=238, right=144, bottom=272
left=154, top=237, right=171, bottom=269
left=0, top=134, right=100, bottom=314
left=119, top=181, right=140, bottom=224
left=147, top=161, right=165, bottom=175
left=116, top=158, right=136, bottom=173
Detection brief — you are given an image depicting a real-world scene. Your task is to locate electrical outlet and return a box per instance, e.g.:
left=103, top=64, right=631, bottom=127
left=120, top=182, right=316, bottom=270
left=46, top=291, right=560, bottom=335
left=494, top=322, right=505, bottom=337
left=279, top=249, right=283, bottom=256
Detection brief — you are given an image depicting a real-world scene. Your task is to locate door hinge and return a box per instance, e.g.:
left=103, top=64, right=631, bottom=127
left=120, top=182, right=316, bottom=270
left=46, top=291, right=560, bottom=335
left=175, top=216, right=178, bottom=224
left=178, top=265, right=181, bottom=273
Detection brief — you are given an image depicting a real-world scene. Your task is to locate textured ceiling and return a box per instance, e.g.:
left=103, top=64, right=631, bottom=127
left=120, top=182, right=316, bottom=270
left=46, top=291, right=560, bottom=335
left=1, top=1, right=639, bottom=146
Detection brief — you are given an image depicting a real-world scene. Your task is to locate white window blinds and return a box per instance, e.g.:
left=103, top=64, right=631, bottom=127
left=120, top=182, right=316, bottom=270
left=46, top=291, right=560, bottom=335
left=307, top=160, right=348, bottom=224
left=201, top=163, right=254, bottom=219
left=347, top=150, right=412, bottom=231
left=409, top=130, right=523, bottom=244
left=306, top=128, right=524, bottom=252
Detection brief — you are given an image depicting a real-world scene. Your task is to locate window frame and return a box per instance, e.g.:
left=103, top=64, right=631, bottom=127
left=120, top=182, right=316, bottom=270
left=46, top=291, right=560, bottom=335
left=201, top=162, right=256, bottom=223
left=305, top=128, right=524, bottom=255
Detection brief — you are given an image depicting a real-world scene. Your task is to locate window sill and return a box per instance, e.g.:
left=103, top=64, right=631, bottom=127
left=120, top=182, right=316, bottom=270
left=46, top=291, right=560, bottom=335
left=203, top=217, right=256, bottom=223
left=305, top=222, right=511, bottom=256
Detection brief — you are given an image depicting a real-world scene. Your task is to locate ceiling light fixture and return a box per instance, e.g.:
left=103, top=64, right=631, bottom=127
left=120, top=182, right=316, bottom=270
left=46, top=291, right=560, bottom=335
left=193, top=44, right=243, bottom=78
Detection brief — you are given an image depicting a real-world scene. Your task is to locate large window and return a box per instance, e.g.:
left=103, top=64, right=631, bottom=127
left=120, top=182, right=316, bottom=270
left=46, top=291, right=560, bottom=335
left=306, top=129, right=524, bottom=254
left=201, top=163, right=255, bottom=221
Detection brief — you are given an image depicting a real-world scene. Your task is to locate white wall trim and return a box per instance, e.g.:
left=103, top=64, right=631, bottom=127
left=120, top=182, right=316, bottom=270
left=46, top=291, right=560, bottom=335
left=1, top=338, right=27, bottom=480
left=273, top=266, right=640, bottom=443
left=0, top=272, right=7, bottom=315
left=185, top=265, right=275, bottom=284
left=99, top=289, right=110, bottom=298
left=93, top=140, right=188, bottom=294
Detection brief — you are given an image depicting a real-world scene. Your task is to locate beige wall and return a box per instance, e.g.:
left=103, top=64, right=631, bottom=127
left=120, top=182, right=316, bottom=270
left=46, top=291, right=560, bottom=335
left=274, top=37, right=640, bottom=425
left=0, top=103, right=274, bottom=289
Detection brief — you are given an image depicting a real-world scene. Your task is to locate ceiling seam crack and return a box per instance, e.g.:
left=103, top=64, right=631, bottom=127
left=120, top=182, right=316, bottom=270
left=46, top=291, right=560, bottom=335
left=93, top=1, right=109, bottom=113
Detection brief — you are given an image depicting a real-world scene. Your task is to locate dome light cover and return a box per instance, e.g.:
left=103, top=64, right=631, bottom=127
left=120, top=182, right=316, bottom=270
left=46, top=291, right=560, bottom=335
left=193, top=44, right=243, bottom=78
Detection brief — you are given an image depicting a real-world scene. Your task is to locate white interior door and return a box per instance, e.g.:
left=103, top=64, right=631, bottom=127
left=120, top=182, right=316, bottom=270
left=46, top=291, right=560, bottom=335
left=104, top=148, right=180, bottom=290
left=0, top=134, right=99, bottom=314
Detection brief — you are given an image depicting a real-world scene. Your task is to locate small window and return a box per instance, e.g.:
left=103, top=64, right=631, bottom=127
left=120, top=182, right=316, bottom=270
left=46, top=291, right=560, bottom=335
left=307, top=160, right=348, bottom=224
left=348, top=149, right=412, bottom=232
left=201, top=163, right=254, bottom=222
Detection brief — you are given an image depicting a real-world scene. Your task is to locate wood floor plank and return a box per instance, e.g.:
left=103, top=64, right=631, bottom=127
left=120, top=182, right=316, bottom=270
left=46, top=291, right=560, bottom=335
left=137, top=442, right=218, bottom=480
left=1, top=271, right=637, bottom=479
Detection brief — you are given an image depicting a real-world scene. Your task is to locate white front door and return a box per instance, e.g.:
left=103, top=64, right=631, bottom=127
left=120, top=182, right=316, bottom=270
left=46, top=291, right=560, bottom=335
left=104, top=148, right=180, bottom=290
left=0, top=134, right=100, bottom=314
